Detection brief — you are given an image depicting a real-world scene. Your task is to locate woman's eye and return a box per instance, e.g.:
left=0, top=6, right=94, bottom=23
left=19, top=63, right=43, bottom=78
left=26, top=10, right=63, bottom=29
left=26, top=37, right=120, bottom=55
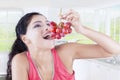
left=34, top=24, right=41, bottom=28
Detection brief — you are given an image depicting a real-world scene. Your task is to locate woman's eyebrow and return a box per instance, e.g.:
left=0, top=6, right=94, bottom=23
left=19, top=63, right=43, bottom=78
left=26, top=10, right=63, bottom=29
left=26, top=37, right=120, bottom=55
left=33, top=21, right=42, bottom=24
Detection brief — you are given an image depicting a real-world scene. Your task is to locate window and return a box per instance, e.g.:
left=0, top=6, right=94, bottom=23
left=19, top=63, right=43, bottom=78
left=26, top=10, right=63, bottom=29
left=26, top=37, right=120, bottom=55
left=110, top=12, right=120, bottom=43
left=0, top=9, right=23, bottom=52
left=63, top=7, right=120, bottom=44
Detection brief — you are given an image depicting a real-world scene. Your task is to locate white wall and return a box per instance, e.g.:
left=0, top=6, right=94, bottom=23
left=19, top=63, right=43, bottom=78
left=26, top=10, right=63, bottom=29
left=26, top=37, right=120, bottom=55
left=0, top=0, right=50, bottom=8
left=0, top=0, right=120, bottom=9
left=0, top=53, right=8, bottom=75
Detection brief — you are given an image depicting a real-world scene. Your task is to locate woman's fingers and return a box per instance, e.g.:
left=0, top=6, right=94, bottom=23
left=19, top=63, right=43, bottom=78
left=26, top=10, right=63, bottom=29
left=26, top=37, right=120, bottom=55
left=60, top=9, right=81, bottom=28
left=60, top=9, right=80, bottom=21
left=60, top=9, right=73, bottom=19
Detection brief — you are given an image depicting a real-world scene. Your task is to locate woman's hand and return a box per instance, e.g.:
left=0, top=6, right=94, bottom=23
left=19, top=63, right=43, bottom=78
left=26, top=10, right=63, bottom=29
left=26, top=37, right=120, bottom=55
left=60, top=9, right=84, bottom=33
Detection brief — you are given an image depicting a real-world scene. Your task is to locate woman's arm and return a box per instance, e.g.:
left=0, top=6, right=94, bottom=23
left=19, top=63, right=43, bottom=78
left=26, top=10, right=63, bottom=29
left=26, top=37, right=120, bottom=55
left=60, top=9, right=120, bottom=59
left=78, top=26, right=120, bottom=55
left=12, top=53, right=28, bottom=80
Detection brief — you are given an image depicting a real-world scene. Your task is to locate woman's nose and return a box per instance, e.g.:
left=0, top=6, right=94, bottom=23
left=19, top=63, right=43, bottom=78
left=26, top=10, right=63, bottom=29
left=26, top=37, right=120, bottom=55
left=44, top=23, right=51, bottom=31
left=45, top=28, right=48, bottom=31
left=44, top=26, right=49, bottom=31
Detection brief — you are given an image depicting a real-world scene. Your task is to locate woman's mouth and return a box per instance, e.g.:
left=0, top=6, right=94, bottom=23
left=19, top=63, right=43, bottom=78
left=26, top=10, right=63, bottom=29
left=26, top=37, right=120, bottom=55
left=43, top=33, right=53, bottom=40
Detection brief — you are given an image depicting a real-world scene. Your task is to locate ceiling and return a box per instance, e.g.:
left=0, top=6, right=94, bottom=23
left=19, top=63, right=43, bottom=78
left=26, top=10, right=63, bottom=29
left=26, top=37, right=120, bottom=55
left=49, top=0, right=120, bottom=9
left=0, top=0, right=120, bottom=9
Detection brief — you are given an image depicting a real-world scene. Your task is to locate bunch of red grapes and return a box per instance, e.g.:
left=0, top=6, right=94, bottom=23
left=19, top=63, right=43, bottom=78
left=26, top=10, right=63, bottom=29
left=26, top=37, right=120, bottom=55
left=49, top=21, right=72, bottom=39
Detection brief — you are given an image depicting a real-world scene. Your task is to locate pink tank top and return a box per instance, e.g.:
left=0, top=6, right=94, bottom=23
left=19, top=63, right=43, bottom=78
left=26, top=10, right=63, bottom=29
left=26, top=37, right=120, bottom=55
left=26, top=48, right=75, bottom=80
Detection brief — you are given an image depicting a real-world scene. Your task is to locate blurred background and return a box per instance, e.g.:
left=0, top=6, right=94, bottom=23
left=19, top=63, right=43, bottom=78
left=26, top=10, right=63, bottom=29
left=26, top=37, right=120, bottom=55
left=0, top=0, right=120, bottom=80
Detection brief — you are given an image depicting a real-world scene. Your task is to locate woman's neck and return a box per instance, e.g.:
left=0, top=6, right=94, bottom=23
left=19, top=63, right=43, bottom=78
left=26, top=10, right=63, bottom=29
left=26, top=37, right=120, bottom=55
left=28, top=46, right=52, bottom=61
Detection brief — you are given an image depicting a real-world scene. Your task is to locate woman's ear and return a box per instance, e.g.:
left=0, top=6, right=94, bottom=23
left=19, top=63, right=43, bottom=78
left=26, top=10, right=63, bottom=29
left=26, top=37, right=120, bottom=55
left=21, top=35, right=30, bottom=45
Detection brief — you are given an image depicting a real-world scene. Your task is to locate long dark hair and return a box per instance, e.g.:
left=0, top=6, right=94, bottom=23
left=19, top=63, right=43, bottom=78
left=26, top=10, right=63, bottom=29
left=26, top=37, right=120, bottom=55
left=6, top=12, right=42, bottom=80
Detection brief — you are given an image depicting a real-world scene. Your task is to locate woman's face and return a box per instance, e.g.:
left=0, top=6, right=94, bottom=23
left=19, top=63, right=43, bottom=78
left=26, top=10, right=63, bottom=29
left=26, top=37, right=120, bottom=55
left=24, top=15, right=55, bottom=49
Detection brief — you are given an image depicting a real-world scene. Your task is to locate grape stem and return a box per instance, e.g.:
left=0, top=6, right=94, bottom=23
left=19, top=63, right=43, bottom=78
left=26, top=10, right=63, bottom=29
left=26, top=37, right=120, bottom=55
left=59, top=8, right=62, bottom=22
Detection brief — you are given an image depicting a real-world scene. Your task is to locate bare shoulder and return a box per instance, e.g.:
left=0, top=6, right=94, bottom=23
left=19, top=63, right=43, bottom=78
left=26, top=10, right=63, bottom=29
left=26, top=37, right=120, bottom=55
left=12, top=52, right=29, bottom=70
left=11, top=52, right=29, bottom=80
left=55, top=42, right=78, bottom=59
left=55, top=42, right=78, bottom=54
left=55, top=42, right=88, bottom=59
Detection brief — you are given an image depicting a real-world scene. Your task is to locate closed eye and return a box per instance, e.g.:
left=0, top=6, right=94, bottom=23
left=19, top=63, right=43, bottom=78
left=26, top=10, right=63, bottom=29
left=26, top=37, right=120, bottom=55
left=34, top=24, right=41, bottom=28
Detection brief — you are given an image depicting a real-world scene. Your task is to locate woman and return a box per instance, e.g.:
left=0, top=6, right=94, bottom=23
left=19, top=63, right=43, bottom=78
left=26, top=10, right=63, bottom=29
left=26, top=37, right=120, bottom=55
left=6, top=10, right=120, bottom=80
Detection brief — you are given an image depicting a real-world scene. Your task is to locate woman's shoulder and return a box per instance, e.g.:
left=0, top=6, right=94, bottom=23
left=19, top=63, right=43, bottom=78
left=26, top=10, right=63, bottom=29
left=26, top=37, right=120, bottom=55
left=55, top=42, right=77, bottom=52
left=55, top=42, right=77, bottom=57
left=12, top=51, right=27, bottom=61
left=12, top=51, right=29, bottom=69
left=55, top=42, right=84, bottom=58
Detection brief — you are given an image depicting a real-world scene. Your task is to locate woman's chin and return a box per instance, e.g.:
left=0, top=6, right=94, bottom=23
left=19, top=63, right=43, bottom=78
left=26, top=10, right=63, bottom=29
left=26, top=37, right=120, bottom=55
left=46, top=40, right=55, bottom=48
